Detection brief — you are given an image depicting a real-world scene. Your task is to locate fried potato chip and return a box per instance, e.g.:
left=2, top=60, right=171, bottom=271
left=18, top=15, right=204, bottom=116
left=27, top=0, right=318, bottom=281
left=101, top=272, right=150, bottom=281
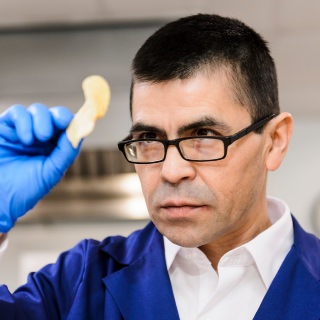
left=66, top=75, right=111, bottom=148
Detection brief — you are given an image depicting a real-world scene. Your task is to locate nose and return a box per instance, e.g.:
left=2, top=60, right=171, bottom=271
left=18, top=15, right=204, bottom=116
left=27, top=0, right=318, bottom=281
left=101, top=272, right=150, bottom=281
left=160, top=144, right=196, bottom=184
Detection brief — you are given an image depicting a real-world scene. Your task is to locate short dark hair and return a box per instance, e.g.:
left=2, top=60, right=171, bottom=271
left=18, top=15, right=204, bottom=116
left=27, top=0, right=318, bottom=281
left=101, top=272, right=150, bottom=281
left=130, top=13, right=279, bottom=122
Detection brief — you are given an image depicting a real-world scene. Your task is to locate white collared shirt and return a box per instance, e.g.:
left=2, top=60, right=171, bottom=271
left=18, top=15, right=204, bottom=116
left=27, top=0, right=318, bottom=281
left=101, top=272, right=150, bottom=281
left=164, top=197, right=294, bottom=320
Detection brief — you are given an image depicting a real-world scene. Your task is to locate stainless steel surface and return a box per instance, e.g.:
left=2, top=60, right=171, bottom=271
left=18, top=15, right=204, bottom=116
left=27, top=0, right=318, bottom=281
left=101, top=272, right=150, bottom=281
left=19, top=149, right=149, bottom=224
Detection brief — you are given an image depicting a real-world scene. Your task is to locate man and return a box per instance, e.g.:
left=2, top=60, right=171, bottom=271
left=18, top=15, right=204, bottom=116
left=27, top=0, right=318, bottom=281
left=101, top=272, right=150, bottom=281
left=0, top=13, right=319, bottom=319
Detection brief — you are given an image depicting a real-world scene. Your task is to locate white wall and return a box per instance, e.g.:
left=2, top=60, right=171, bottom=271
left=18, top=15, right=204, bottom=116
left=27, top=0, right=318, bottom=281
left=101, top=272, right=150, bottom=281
left=0, top=25, right=160, bottom=148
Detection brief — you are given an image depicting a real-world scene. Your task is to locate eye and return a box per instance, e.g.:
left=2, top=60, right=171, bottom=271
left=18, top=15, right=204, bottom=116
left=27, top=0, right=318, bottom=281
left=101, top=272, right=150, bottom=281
left=135, top=131, right=160, bottom=140
left=193, top=128, right=218, bottom=137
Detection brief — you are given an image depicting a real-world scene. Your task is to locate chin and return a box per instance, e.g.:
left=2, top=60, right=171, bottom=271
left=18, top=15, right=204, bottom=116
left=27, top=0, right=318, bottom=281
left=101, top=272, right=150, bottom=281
left=161, top=227, right=206, bottom=248
left=152, top=216, right=212, bottom=247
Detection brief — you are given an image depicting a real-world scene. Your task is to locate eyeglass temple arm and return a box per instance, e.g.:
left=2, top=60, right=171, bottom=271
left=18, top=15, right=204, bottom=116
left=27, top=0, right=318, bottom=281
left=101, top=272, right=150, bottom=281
left=228, top=113, right=277, bottom=144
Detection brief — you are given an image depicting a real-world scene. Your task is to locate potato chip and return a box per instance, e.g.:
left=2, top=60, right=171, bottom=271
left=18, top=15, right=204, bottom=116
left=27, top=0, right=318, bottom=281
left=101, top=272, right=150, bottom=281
left=66, top=75, right=111, bottom=148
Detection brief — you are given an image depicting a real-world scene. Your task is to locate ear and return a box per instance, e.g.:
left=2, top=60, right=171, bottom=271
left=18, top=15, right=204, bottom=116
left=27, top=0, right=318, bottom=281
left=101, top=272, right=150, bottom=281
left=265, top=112, right=293, bottom=171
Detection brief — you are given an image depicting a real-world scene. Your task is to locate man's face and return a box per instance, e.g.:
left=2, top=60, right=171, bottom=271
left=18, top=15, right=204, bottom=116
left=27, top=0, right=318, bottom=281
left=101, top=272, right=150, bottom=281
left=131, top=72, right=271, bottom=248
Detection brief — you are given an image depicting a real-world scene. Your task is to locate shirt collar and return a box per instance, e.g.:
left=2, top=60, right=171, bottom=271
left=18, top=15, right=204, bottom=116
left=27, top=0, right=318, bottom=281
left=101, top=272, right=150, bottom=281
left=164, top=236, right=181, bottom=271
left=164, top=196, right=294, bottom=288
left=244, top=196, right=293, bottom=288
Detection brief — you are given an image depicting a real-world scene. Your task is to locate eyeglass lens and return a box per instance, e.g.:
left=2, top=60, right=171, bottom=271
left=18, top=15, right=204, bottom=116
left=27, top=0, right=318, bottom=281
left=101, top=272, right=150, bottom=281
left=125, top=138, right=225, bottom=163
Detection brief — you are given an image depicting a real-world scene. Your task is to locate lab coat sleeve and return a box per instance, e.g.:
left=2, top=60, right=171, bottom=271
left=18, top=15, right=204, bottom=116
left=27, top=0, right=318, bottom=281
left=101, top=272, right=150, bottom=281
left=0, top=239, right=89, bottom=319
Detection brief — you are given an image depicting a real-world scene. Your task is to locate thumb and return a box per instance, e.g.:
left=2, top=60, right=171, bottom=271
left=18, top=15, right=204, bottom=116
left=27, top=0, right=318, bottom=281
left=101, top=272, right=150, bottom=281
left=43, top=132, right=82, bottom=190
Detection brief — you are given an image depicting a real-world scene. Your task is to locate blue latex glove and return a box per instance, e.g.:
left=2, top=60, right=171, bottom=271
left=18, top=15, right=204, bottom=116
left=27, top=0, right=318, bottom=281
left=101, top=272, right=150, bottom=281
left=0, top=103, right=81, bottom=233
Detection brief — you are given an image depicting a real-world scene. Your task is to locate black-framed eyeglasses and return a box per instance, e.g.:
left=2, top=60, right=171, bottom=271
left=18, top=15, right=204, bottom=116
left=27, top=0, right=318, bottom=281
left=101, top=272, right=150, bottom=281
left=118, top=113, right=277, bottom=164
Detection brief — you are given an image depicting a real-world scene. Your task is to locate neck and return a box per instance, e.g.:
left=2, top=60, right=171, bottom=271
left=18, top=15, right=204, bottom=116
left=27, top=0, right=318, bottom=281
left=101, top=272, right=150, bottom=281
left=199, top=211, right=272, bottom=270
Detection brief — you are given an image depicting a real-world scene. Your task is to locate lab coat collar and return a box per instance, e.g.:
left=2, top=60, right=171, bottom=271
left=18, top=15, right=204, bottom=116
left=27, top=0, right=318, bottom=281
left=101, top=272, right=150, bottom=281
left=101, top=222, right=180, bottom=320
left=254, top=216, right=320, bottom=319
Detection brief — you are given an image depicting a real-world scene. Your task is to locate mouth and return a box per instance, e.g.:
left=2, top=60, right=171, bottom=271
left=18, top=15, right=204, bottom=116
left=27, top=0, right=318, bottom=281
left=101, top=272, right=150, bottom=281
left=160, top=200, right=207, bottom=219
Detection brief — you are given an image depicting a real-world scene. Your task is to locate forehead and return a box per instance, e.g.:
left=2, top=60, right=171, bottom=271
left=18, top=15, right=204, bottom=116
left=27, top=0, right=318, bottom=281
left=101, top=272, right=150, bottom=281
left=131, top=73, right=251, bottom=133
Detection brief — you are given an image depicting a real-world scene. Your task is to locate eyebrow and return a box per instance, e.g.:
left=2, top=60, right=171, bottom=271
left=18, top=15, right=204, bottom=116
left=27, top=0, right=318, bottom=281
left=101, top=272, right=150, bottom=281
left=177, top=116, right=232, bottom=136
left=129, top=116, right=232, bottom=138
left=129, top=123, right=165, bottom=136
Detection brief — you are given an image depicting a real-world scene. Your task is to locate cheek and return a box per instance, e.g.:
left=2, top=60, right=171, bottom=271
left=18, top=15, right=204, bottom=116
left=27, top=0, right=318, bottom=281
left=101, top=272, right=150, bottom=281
left=223, top=152, right=265, bottom=204
left=135, top=165, right=158, bottom=203
left=200, top=145, right=265, bottom=202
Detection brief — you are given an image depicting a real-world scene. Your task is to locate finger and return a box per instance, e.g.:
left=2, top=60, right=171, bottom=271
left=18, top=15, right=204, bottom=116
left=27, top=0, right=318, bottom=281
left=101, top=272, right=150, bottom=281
left=0, top=123, right=19, bottom=143
left=28, top=103, right=54, bottom=142
left=49, top=106, right=74, bottom=130
left=0, top=104, right=33, bottom=145
left=43, top=132, right=81, bottom=188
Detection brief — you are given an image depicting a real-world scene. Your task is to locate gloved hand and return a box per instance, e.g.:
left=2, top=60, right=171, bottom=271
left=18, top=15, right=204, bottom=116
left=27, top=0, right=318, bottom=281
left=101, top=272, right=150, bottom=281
left=0, top=103, right=81, bottom=233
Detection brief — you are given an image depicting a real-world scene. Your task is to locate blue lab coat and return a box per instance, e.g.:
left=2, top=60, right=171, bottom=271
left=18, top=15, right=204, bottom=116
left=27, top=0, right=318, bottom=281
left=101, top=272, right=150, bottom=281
left=0, top=216, right=319, bottom=319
